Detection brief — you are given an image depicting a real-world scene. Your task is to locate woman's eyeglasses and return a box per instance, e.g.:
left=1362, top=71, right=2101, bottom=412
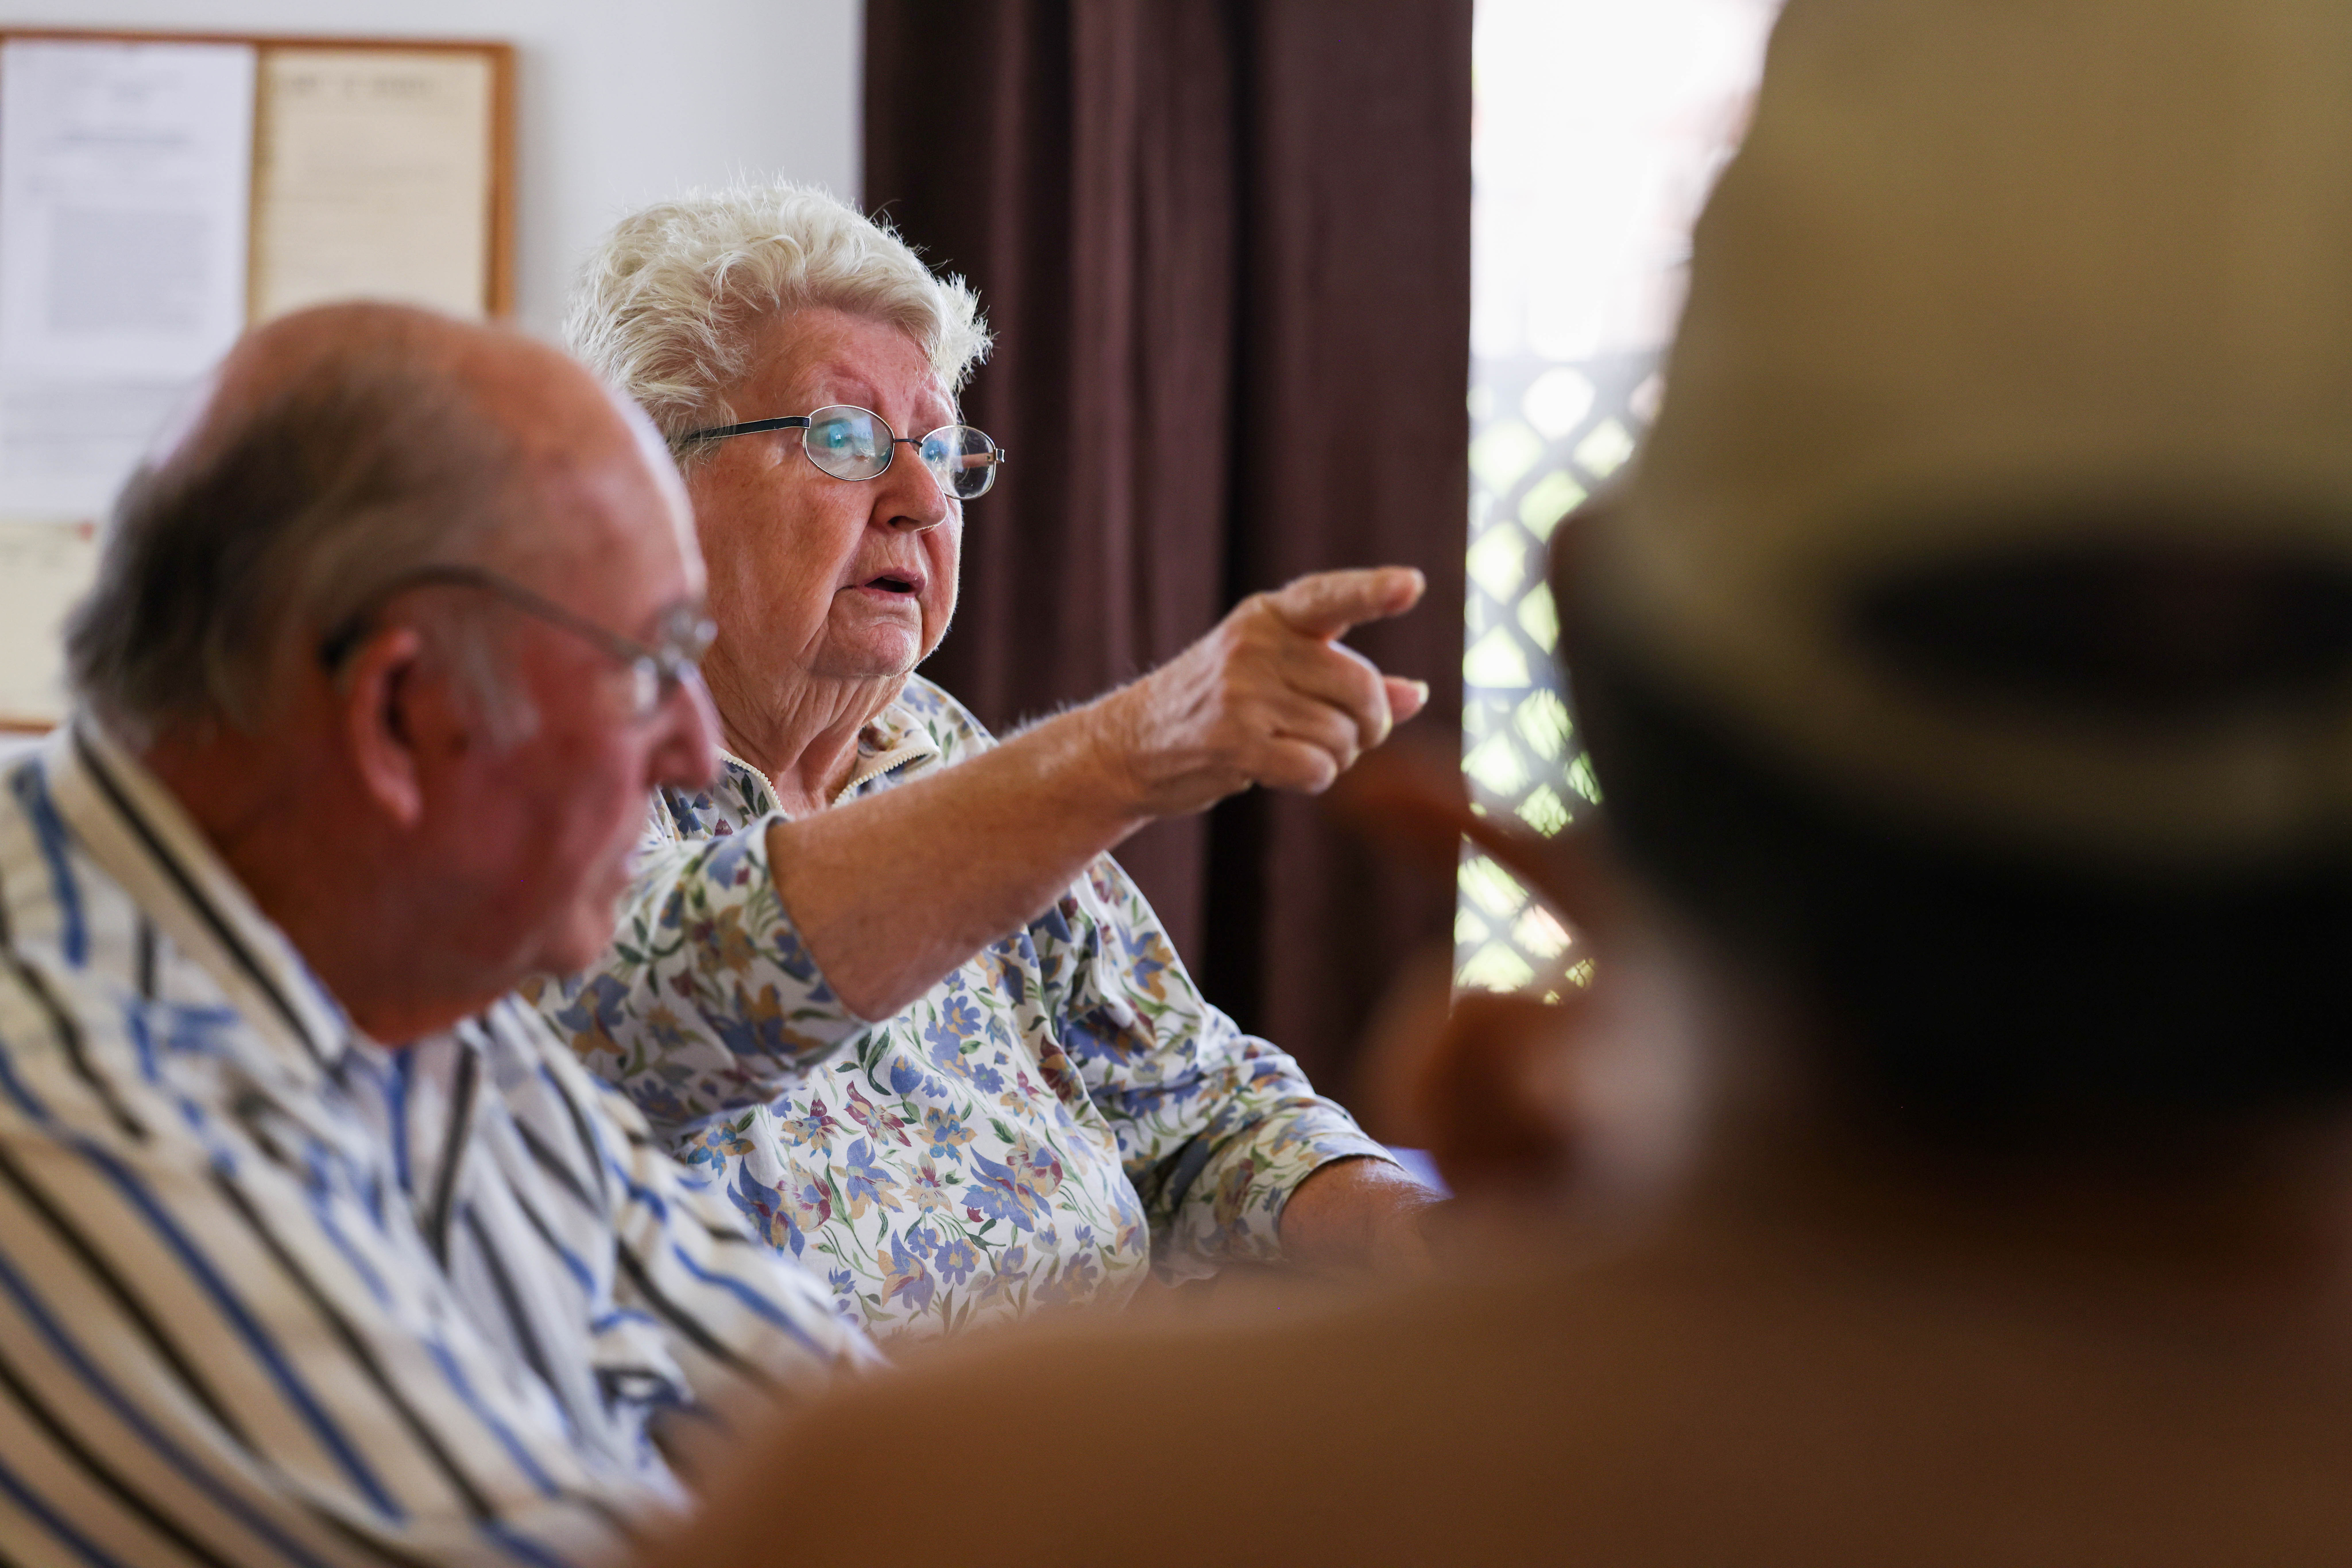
left=676, top=404, right=1007, bottom=500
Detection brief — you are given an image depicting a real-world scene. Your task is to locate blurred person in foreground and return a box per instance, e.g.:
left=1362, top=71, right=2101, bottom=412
left=0, top=302, right=869, bottom=1566
left=536, top=187, right=1438, bottom=1339
left=658, top=0, right=2352, bottom=1560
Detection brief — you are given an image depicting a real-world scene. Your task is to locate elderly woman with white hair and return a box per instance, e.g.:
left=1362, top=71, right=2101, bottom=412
left=534, top=183, right=1439, bottom=1338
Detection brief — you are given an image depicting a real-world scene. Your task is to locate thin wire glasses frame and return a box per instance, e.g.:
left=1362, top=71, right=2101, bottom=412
left=676, top=404, right=1009, bottom=500
left=317, top=563, right=717, bottom=720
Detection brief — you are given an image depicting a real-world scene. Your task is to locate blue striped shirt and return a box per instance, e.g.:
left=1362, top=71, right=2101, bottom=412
left=0, top=721, right=875, bottom=1567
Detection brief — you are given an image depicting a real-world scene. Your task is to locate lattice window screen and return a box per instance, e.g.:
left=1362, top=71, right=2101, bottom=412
left=1457, top=351, right=1659, bottom=995
left=1458, top=0, right=1781, bottom=996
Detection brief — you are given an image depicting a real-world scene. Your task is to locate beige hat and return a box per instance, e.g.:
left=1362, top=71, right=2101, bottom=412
left=1589, top=0, right=2352, bottom=871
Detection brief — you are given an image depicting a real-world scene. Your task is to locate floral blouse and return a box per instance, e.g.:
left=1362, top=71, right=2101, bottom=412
left=531, top=676, right=1392, bottom=1339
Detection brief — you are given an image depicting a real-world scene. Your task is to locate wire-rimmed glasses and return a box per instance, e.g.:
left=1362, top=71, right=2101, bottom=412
left=677, top=404, right=1008, bottom=500
left=318, top=563, right=716, bottom=720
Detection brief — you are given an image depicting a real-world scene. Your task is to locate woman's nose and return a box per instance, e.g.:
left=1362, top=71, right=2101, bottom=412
left=884, top=451, right=953, bottom=531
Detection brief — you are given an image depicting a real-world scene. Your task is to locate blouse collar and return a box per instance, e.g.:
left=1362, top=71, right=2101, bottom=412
left=690, top=696, right=946, bottom=832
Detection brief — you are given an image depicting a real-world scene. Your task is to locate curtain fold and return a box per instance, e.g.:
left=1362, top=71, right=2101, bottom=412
left=865, top=0, right=1470, bottom=1090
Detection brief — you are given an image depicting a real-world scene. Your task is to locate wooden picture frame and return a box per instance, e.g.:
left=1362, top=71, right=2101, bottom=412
left=0, top=27, right=515, bottom=318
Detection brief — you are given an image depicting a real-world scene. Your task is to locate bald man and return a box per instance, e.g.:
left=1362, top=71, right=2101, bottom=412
left=0, top=302, right=870, bottom=1566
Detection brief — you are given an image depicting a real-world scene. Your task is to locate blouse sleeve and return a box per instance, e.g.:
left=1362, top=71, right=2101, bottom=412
left=529, top=815, right=869, bottom=1139
left=1037, top=857, right=1395, bottom=1279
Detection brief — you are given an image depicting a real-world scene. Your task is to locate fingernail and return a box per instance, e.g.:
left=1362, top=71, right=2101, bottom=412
left=1409, top=679, right=1430, bottom=702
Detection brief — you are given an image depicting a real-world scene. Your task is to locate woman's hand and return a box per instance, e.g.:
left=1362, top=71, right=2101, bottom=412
left=768, top=565, right=1430, bottom=1022
left=1082, top=566, right=1431, bottom=817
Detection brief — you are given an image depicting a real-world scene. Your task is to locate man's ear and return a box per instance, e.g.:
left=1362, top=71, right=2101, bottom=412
left=338, top=625, right=432, bottom=828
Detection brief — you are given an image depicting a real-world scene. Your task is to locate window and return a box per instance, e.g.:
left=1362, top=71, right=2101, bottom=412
left=1459, top=0, right=1782, bottom=995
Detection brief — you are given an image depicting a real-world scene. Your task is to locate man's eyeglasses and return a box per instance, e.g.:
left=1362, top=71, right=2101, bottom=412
left=318, top=563, right=716, bottom=720
left=676, top=404, right=1008, bottom=500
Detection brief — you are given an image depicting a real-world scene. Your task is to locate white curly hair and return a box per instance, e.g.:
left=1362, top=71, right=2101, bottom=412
left=565, top=182, right=992, bottom=454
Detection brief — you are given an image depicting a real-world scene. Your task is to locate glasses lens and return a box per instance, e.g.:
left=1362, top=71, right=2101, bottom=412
left=803, top=406, right=893, bottom=481
left=921, top=425, right=1000, bottom=500
left=627, top=657, right=663, bottom=719
left=656, top=605, right=717, bottom=664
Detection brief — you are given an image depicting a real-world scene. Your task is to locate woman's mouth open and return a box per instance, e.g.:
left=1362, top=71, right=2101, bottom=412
left=850, top=571, right=924, bottom=602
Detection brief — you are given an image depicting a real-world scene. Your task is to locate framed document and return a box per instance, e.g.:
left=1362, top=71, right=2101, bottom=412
left=253, top=47, right=505, bottom=322
left=0, top=29, right=513, bottom=730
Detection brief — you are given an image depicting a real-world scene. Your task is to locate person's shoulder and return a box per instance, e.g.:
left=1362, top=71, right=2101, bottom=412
left=0, top=748, right=131, bottom=1063
left=898, top=673, right=999, bottom=759
left=0, top=879, right=246, bottom=1174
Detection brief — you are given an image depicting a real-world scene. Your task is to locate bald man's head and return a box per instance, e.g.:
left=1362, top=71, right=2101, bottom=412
left=67, top=301, right=675, bottom=742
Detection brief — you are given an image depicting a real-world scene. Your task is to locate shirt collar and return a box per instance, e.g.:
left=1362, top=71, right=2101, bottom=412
left=695, top=697, right=946, bottom=830
left=834, top=697, right=942, bottom=804
left=42, top=717, right=354, bottom=1080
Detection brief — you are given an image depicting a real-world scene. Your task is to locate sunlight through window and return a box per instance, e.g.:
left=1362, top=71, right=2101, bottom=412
left=1460, top=0, right=1781, bottom=995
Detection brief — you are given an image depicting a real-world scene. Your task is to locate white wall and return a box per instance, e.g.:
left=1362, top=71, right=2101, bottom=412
left=0, top=0, right=864, bottom=341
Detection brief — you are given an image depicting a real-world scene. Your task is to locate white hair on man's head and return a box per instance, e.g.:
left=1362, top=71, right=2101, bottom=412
left=566, top=181, right=991, bottom=451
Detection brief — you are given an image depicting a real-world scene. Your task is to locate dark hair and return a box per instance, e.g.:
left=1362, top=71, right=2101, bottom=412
left=1569, top=546, right=2352, bottom=1141
left=64, top=328, right=520, bottom=743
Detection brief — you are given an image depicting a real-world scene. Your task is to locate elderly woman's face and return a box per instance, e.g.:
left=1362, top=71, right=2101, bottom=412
left=687, top=306, right=961, bottom=700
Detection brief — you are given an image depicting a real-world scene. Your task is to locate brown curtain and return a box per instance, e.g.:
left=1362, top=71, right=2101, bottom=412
left=864, top=0, right=1471, bottom=1092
